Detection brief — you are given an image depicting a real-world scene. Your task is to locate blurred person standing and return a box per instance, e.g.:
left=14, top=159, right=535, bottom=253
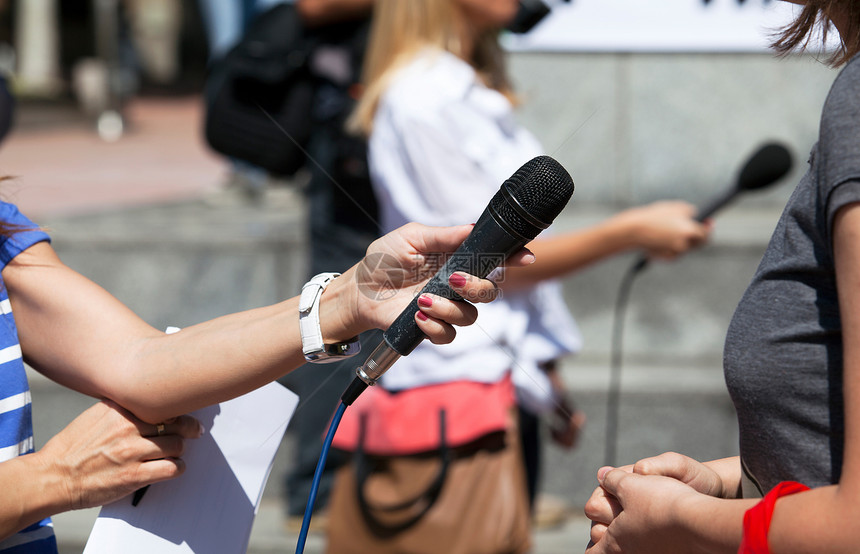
left=197, top=0, right=289, bottom=201
left=197, top=4, right=380, bottom=529
left=276, top=0, right=378, bottom=533
left=325, top=1, right=710, bottom=552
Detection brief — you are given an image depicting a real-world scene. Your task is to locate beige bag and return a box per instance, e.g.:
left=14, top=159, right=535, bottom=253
left=326, top=411, right=531, bottom=554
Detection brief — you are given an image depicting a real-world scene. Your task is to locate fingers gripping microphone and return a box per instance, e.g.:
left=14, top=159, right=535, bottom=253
left=382, top=156, right=575, bottom=355
left=343, top=155, right=575, bottom=403
left=695, top=142, right=793, bottom=222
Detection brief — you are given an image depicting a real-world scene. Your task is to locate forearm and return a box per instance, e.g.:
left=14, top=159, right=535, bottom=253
left=104, top=272, right=362, bottom=423
left=109, top=299, right=305, bottom=422
left=295, top=0, right=373, bottom=26
left=702, top=456, right=742, bottom=498
left=676, top=494, right=754, bottom=554
left=0, top=454, right=69, bottom=540
left=503, top=215, right=638, bottom=288
left=768, top=485, right=860, bottom=553
left=680, top=484, right=860, bottom=553
left=13, top=249, right=364, bottom=423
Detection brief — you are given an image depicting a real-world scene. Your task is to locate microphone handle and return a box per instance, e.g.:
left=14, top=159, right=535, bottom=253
left=694, top=186, right=739, bottom=222
left=382, top=210, right=526, bottom=356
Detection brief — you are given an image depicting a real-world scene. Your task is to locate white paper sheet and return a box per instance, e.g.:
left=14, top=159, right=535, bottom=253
left=83, top=381, right=298, bottom=554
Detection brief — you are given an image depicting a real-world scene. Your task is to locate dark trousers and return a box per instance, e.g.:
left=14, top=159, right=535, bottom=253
left=279, top=122, right=379, bottom=516
left=279, top=330, right=381, bottom=516
left=518, top=405, right=540, bottom=509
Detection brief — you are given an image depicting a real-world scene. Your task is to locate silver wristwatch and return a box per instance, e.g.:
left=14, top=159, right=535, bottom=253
left=299, top=272, right=361, bottom=363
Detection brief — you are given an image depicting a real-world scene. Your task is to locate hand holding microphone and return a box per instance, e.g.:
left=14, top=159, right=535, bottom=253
left=632, top=142, right=793, bottom=272
left=614, top=200, right=712, bottom=262
left=343, top=155, right=575, bottom=403
left=337, top=223, right=537, bottom=345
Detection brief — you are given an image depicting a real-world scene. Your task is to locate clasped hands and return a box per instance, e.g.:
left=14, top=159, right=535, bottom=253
left=584, top=452, right=730, bottom=554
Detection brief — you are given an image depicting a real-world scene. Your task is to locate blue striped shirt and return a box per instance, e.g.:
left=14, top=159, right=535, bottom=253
left=0, top=202, right=56, bottom=553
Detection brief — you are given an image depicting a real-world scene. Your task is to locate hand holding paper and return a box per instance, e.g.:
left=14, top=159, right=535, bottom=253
left=84, top=382, right=298, bottom=554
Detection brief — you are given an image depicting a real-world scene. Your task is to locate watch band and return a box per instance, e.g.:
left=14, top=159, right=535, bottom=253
left=299, top=272, right=360, bottom=363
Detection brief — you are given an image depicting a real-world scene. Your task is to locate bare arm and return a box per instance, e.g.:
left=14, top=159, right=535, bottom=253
left=295, top=0, right=374, bottom=27
left=7, top=242, right=309, bottom=423
left=6, top=224, right=517, bottom=423
left=0, top=222, right=522, bottom=539
left=767, top=201, right=860, bottom=552
left=502, top=201, right=710, bottom=289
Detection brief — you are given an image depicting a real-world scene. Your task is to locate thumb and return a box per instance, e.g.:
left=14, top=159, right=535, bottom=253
left=598, top=466, right=632, bottom=501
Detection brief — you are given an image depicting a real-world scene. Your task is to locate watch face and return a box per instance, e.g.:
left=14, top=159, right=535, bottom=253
left=304, top=352, right=345, bottom=363
left=305, top=340, right=361, bottom=363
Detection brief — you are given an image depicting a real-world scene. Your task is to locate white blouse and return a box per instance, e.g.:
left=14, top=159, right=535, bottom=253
left=368, top=48, right=581, bottom=413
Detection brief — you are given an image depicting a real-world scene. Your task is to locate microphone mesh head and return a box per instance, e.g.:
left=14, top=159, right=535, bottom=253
left=490, top=155, right=575, bottom=240
left=738, top=143, right=793, bottom=192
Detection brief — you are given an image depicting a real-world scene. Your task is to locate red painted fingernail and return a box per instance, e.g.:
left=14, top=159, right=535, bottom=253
left=416, top=311, right=429, bottom=321
left=418, top=295, right=433, bottom=308
left=449, top=273, right=467, bottom=287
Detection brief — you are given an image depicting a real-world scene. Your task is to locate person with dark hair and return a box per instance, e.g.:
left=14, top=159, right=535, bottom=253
left=0, top=199, right=520, bottom=553
left=585, top=2, right=860, bottom=552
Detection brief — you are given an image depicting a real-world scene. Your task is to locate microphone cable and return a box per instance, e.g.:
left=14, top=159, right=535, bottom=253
left=603, top=258, right=644, bottom=468
left=295, top=378, right=367, bottom=554
left=295, top=401, right=345, bottom=554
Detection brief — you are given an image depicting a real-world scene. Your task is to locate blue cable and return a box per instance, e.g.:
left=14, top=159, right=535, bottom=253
left=295, top=401, right=348, bottom=554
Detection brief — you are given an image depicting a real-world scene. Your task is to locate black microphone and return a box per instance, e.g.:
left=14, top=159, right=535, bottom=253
left=507, top=0, right=573, bottom=34
left=507, top=0, right=551, bottom=34
left=632, top=142, right=793, bottom=273
left=694, top=142, right=793, bottom=222
left=342, top=155, right=575, bottom=404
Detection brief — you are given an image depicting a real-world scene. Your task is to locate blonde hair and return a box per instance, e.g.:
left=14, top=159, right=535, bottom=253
left=348, top=0, right=515, bottom=136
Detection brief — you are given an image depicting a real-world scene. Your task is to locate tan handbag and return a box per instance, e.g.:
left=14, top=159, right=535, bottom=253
left=326, top=410, right=531, bottom=554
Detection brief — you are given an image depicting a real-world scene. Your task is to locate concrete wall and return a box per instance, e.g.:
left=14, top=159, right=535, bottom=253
left=508, top=51, right=837, bottom=207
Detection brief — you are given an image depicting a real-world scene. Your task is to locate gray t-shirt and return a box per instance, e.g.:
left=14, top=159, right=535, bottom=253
left=724, top=54, right=860, bottom=495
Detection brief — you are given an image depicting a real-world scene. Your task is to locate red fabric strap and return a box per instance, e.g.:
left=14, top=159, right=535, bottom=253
left=738, top=481, right=810, bottom=554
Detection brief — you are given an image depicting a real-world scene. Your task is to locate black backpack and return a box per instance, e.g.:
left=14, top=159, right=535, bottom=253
left=203, top=3, right=318, bottom=177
